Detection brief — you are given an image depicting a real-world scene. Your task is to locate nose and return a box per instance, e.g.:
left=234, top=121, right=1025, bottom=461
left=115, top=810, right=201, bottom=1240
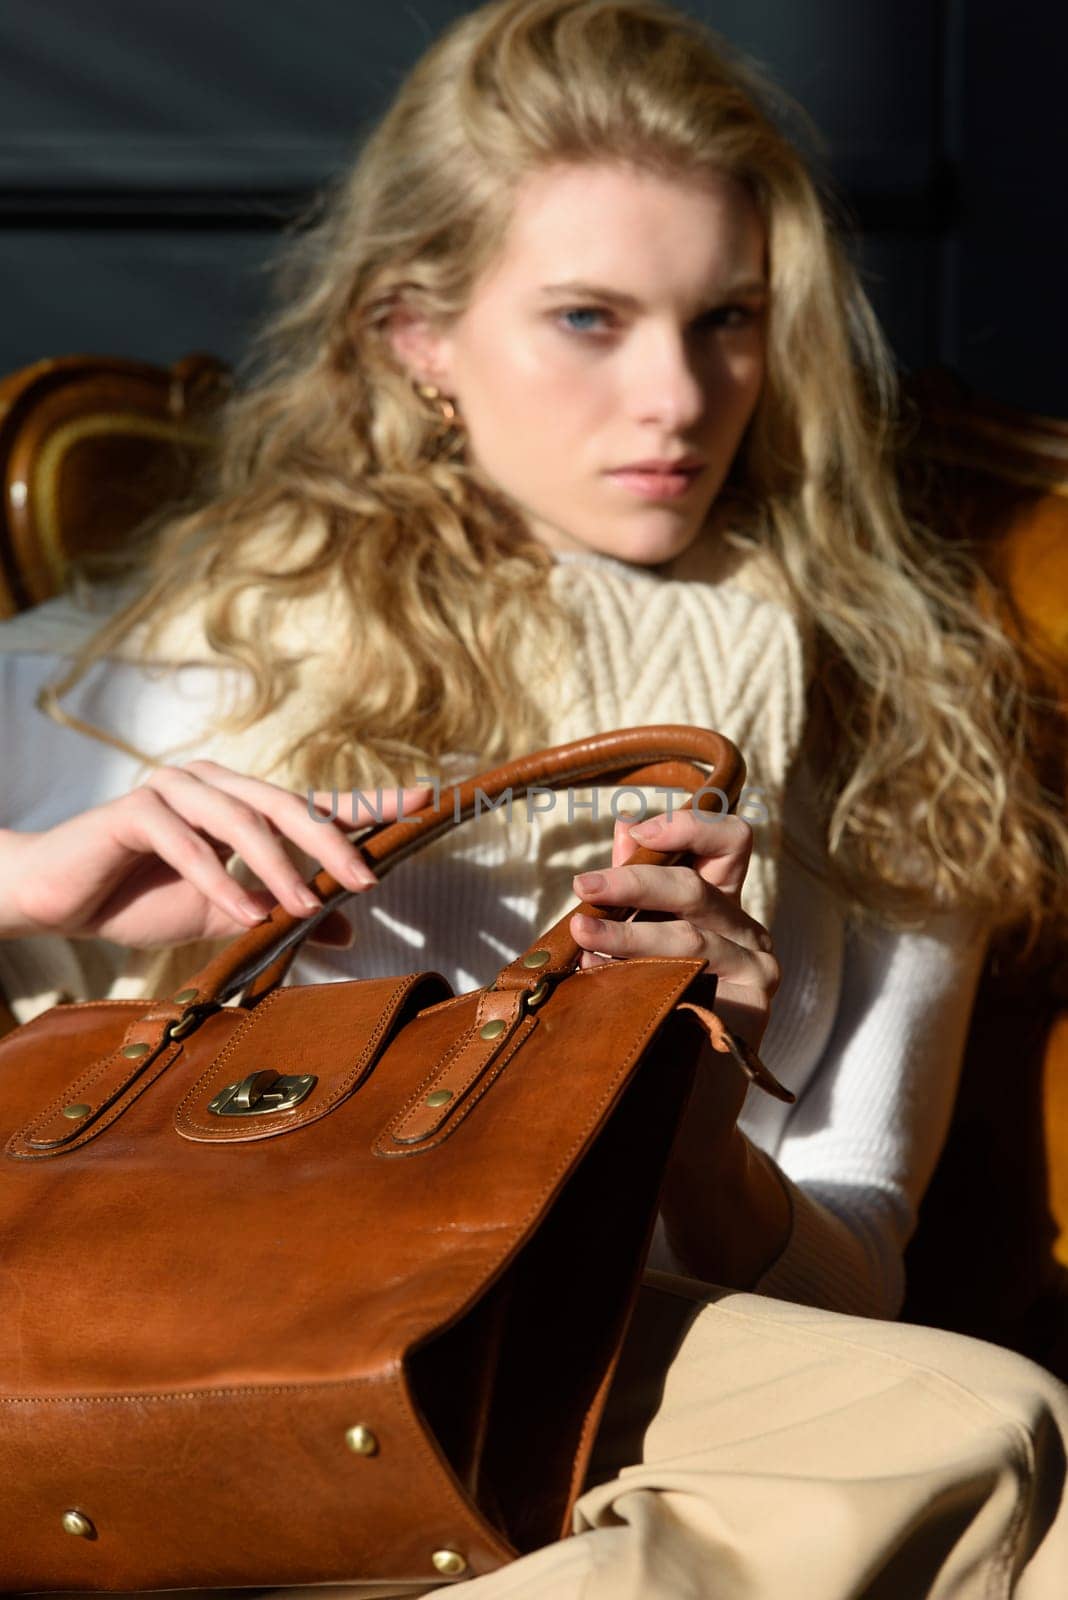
left=627, top=325, right=706, bottom=433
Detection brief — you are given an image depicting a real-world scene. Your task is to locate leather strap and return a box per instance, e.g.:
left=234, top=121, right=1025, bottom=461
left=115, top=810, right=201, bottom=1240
left=172, top=726, right=744, bottom=1006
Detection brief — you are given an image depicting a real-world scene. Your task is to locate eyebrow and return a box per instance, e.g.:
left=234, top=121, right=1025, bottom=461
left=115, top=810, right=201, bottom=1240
left=536, top=277, right=769, bottom=306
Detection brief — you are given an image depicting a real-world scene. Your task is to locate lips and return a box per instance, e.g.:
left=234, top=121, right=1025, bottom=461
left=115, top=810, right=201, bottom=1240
left=612, top=457, right=705, bottom=473
left=606, top=464, right=701, bottom=500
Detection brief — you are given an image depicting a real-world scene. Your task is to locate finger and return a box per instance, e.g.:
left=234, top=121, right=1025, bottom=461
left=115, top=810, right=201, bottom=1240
left=572, top=859, right=767, bottom=954
left=611, top=816, right=643, bottom=869
left=179, top=765, right=427, bottom=895
left=574, top=856, right=772, bottom=956
left=303, top=782, right=435, bottom=881
left=106, top=788, right=273, bottom=928
left=573, top=862, right=709, bottom=921
left=143, top=767, right=333, bottom=918
left=569, top=911, right=775, bottom=989
left=627, top=809, right=754, bottom=900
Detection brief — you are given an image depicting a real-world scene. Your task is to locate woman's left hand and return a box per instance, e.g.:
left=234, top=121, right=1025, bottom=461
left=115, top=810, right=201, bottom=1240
left=569, top=807, right=780, bottom=1057
left=570, top=807, right=792, bottom=1284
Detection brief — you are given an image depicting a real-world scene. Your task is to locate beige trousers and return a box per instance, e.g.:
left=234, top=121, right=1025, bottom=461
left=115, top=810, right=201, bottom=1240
left=74, top=1272, right=1068, bottom=1600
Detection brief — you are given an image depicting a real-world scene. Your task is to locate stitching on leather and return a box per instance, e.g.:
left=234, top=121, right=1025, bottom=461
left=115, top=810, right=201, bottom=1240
left=413, top=991, right=469, bottom=1017
left=0, top=1001, right=151, bottom=1038
left=175, top=987, right=289, bottom=1126
left=382, top=1022, right=483, bottom=1139
left=383, top=1001, right=527, bottom=1146
left=375, top=985, right=526, bottom=1142
left=384, top=1023, right=479, bottom=1124
left=392, top=1028, right=509, bottom=1140
left=406, top=1014, right=474, bottom=1096
left=42, top=1045, right=182, bottom=1157
left=0, top=1374, right=398, bottom=1405
left=0, top=1365, right=505, bottom=1560
left=19, top=1048, right=127, bottom=1131
left=174, top=975, right=427, bottom=1137
left=12, top=1029, right=168, bottom=1152
left=9, top=1045, right=184, bottom=1160
left=12, top=1052, right=124, bottom=1148
left=424, top=962, right=700, bottom=1193
left=0, top=1002, right=160, bottom=1125
left=376, top=1015, right=538, bottom=1156
left=376, top=958, right=700, bottom=1158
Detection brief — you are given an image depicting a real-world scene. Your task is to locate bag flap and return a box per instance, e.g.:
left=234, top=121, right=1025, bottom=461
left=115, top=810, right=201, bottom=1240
left=174, top=972, right=452, bottom=1143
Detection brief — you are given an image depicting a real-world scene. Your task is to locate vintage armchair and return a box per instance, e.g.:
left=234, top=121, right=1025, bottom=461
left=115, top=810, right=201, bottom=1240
left=894, top=370, right=1068, bottom=1376
left=0, top=353, right=230, bottom=614
left=0, top=353, right=1065, bottom=1375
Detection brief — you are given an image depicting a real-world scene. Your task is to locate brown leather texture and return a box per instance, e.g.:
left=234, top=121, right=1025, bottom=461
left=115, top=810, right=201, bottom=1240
left=0, top=726, right=763, bottom=1591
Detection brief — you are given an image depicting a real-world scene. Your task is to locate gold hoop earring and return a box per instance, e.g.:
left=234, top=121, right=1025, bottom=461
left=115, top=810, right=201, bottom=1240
left=415, top=382, right=460, bottom=427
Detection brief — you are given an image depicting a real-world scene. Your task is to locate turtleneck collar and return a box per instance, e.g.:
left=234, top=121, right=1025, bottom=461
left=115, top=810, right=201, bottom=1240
left=549, top=548, right=664, bottom=582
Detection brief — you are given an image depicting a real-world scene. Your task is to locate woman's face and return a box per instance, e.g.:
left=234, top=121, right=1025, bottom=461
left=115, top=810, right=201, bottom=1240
left=396, top=161, right=768, bottom=566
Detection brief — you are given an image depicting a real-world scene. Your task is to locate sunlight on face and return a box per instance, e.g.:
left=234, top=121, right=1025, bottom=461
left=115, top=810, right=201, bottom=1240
left=424, top=162, right=768, bottom=565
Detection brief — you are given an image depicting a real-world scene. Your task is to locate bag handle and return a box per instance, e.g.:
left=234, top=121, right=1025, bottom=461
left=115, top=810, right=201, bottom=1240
left=174, top=725, right=744, bottom=1008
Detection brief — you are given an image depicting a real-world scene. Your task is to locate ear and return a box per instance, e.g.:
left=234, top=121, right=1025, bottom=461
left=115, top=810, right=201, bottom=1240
left=386, top=301, right=455, bottom=392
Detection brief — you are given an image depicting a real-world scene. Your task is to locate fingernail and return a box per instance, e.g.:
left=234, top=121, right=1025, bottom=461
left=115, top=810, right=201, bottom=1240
left=573, top=872, right=605, bottom=894
left=342, top=859, right=376, bottom=890
left=297, top=888, right=322, bottom=914
left=234, top=894, right=266, bottom=924
left=629, top=819, right=664, bottom=841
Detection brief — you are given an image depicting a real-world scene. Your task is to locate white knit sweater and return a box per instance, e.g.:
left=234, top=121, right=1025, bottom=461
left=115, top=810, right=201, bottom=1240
left=0, top=546, right=990, bottom=1319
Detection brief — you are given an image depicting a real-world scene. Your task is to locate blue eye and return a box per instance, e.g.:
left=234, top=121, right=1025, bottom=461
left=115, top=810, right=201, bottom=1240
left=556, top=303, right=759, bottom=339
left=558, top=306, right=612, bottom=335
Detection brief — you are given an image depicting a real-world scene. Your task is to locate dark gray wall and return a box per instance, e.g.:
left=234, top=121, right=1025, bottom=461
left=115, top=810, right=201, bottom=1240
left=0, top=0, right=1064, bottom=412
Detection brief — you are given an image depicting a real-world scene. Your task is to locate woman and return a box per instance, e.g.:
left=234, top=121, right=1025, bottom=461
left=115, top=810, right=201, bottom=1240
left=1, top=1, right=1066, bottom=1593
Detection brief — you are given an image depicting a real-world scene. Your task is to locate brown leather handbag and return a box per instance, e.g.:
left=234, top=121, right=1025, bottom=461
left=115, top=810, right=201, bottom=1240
left=0, top=725, right=789, bottom=1592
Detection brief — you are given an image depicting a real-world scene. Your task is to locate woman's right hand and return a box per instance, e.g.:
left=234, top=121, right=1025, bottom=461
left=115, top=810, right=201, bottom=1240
left=0, top=760, right=432, bottom=948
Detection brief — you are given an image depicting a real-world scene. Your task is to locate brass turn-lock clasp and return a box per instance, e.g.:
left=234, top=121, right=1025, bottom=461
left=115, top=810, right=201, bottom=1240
left=208, top=1071, right=317, bottom=1117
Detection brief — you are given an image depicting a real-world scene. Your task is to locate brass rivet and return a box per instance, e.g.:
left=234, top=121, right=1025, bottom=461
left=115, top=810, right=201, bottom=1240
left=344, top=1424, right=379, bottom=1456
left=431, top=1549, right=468, bottom=1577
left=425, top=1089, right=453, bottom=1107
left=61, top=1509, right=94, bottom=1537
left=522, top=948, right=552, bottom=969
left=121, top=1042, right=150, bottom=1059
left=61, top=1104, right=91, bottom=1120
left=479, top=1019, right=506, bottom=1040
left=172, top=987, right=199, bottom=1004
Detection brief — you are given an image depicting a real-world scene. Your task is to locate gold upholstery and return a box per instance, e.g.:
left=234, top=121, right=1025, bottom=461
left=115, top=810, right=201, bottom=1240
left=0, top=353, right=1065, bottom=1372
left=0, top=353, right=230, bottom=615
left=897, top=369, right=1068, bottom=1376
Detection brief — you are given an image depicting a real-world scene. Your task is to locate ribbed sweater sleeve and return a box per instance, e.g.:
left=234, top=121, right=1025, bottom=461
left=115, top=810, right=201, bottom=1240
left=721, top=909, right=987, bottom=1318
left=648, top=906, right=989, bottom=1317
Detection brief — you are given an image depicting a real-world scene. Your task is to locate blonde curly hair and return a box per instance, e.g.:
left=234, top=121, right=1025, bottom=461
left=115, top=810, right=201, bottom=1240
left=48, top=0, right=1067, bottom=948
